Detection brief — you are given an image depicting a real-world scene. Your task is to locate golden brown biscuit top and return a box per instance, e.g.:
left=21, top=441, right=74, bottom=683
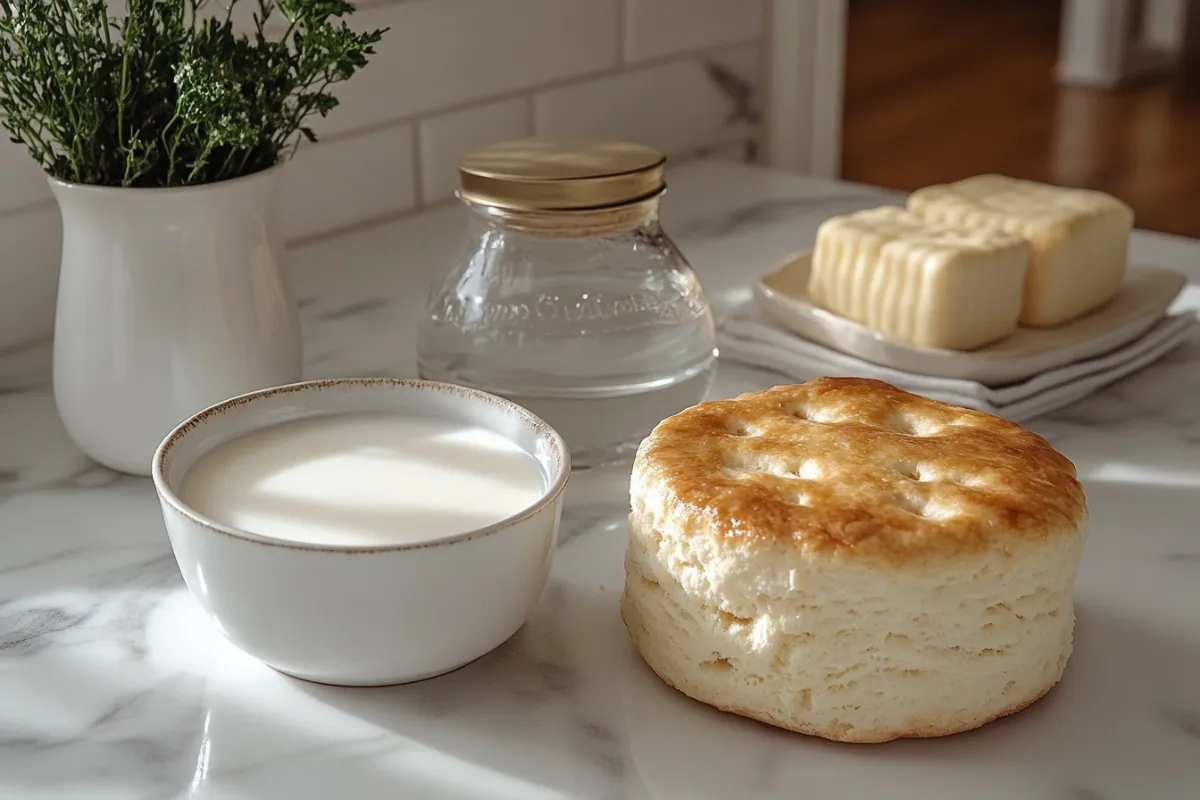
left=635, top=378, right=1086, bottom=562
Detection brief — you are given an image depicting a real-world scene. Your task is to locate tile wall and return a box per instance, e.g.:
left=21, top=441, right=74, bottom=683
left=0, top=0, right=767, bottom=349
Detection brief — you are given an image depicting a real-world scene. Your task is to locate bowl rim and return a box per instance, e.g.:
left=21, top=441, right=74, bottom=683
left=151, top=377, right=571, bottom=553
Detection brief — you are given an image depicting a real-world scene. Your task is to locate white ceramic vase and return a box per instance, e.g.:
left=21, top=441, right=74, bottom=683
left=50, top=166, right=302, bottom=476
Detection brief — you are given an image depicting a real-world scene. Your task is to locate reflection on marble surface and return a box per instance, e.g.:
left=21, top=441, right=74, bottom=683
left=1, top=162, right=1199, bottom=799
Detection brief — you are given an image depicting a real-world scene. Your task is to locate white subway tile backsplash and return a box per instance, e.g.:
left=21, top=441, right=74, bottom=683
left=0, top=0, right=771, bottom=351
left=624, top=0, right=765, bottom=62
left=0, top=139, right=52, bottom=216
left=0, top=205, right=60, bottom=347
left=534, top=43, right=762, bottom=157
left=282, top=124, right=416, bottom=241
left=315, top=0, right=621, bottom=138
left=418, top=99, right=530, bottom=205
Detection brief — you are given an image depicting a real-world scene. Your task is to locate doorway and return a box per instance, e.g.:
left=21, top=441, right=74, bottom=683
left=839, top=0, right=1200, bottom=237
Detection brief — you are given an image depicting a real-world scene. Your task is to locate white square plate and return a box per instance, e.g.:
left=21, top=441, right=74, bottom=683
left=753, top=251, right=1187, bottom=386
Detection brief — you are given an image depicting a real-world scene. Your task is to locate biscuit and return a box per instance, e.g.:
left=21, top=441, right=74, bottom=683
left=621, top=378, right=1087, bottom=743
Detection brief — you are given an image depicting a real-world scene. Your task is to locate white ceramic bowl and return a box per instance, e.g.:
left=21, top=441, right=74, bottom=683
left=152, top=379, right=570, bottom=686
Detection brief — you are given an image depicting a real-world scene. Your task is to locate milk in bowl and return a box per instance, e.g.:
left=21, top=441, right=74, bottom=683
left=179, top=414, right=547, bottom=547
left=152, top=379, right=569, bottom=686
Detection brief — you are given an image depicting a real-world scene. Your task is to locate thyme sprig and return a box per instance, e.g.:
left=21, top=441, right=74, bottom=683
left=0, top=0, right=385, bottom=187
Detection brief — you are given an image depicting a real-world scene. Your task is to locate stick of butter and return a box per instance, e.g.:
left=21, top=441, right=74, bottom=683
left=908, top=175, right=1133, bottom=327
left=808, top=207, right=1030, bottom=351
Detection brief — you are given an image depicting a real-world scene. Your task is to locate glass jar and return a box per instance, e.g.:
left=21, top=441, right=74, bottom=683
left=416, top=139, right=717, bottom=468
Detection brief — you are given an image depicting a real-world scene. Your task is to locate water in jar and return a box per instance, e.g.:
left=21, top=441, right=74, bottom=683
left=417, top=210, right=717, bottom=468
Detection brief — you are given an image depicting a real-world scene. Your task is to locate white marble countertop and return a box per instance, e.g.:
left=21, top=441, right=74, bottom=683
left=2, top=162, right=1199, bottom=799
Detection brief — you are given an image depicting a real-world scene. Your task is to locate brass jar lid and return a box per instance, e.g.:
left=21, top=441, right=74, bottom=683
left=458, top=139, right=666, bottom=211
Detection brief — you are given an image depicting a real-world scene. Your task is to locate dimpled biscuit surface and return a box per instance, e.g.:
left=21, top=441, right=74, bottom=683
left=621, top=377, right=1088, bottom=743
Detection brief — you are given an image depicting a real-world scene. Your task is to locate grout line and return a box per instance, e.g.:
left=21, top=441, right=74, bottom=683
left=616, top=0, right=629, bottom=66
left=286, top=197, right=455, bottom=249
left=351, top=0, right=419, bottom=11
left=0, top=334, right=50, bottom=359
left=525, top=95, right=537, bottom=137
left=0, top=198, right=56, bottom=222
left=754, top=0, right=773, bottom=163
left=411, top=118, right=426, bottom=206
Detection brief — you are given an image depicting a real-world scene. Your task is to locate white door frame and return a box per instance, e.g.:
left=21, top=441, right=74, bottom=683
left=1056, top=0, right=1185, bottom=87
left=763, top=0, right=848, bottom=178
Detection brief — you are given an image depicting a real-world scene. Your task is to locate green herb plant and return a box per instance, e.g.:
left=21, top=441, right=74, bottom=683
left=0, top=0, right=386, bottom=187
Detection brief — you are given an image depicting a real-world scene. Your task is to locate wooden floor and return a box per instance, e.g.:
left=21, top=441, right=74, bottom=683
left=841, top=0, right=1200, bottom=238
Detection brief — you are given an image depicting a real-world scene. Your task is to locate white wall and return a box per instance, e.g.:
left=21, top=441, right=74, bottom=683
left=0, top=0, right=773, bottom=350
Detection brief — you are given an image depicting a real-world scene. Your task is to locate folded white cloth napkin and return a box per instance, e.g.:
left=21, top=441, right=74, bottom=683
left=717, top=305, right=1199, bottom=421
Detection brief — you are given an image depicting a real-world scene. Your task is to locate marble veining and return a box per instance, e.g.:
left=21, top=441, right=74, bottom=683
left=0, top=162, right=1198, bottom=799
left=1161, top=706, right=1200, bottom=740
left=702, top=60, right=758, bottom=127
